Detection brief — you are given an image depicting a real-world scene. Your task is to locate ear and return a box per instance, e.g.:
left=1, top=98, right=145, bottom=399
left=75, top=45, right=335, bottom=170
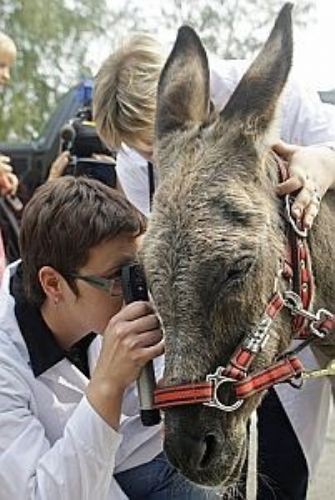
left=38, top=266, right=63, bottom=305
left=220, top=3, right=293, bottom=138
left=155, top=26, right=210, bottom=139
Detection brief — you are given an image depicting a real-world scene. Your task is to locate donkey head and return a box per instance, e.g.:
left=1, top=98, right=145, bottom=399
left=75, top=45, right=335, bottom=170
left=142, top=4, right=294, bottom=488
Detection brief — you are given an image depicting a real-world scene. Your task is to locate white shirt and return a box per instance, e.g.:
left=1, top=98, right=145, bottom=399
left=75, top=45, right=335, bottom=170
left=0, top=263, right=164, bottom=499
left=115, top=58, right=335, bottom=476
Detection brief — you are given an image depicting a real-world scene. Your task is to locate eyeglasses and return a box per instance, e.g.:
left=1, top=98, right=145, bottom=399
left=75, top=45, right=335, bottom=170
left=66, top=272, right=123, bottom=297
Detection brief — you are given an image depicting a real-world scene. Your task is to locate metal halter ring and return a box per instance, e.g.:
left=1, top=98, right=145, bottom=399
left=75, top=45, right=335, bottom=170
left=205, top=368, right=244, bottom=412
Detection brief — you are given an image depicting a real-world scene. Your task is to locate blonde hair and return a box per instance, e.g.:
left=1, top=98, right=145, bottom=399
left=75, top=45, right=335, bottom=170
left=93, top=33, right=165, bottom=150
left=0, top=32, right=16, bottom=55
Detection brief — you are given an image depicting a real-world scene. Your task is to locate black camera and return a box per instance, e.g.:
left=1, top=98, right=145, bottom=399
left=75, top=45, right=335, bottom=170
left=60, top=106, right=117, bottom=188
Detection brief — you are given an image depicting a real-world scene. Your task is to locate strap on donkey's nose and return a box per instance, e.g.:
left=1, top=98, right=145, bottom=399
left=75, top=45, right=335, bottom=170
left=153, top=354, right=304, bottom=409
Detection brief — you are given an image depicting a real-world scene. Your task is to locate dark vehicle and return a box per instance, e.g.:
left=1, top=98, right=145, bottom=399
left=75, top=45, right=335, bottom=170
left=0, top=79, right=116, bottom=263
left=0, top=80, right=95, bottom=202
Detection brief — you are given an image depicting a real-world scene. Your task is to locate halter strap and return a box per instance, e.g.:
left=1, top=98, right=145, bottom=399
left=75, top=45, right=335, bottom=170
left=153, top=152, right=335, bottom=411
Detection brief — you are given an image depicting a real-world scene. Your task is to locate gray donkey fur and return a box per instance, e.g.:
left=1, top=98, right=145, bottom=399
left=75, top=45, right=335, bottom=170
left=142, top=3, right=335, bottom=489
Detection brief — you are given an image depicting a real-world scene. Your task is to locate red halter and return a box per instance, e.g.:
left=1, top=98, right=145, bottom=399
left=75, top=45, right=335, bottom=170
left=153, top=154, right=335, bottom=412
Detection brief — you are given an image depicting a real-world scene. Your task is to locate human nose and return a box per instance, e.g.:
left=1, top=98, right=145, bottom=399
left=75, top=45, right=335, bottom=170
left=0, top=66, right=10, bottom=83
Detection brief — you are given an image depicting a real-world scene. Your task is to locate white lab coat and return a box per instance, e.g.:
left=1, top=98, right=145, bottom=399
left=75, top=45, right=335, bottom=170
left=0, top=263, right=164, bottom=499
left=116, top=57, right=335, bottom=477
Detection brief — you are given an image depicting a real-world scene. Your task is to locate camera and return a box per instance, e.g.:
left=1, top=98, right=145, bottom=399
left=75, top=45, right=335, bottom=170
left=60, top=105, right=117, bottom=188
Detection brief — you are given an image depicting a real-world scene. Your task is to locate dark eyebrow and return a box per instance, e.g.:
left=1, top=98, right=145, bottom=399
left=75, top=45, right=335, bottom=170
left=100, top=267, right=122, bottom=279
left=103, top=258, right=136, bottom=276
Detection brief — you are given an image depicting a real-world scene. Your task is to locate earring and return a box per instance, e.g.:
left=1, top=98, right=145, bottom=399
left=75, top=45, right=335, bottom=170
left=54, top=297, right=59, bottom=305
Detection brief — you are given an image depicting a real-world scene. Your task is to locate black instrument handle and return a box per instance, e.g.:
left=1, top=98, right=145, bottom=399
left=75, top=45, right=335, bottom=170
left=121, top=264, right=161, bottom=426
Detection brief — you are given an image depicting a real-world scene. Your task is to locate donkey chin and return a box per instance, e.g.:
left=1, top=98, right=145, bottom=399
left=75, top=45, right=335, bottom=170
left=163, top=408, right=248, bottom=488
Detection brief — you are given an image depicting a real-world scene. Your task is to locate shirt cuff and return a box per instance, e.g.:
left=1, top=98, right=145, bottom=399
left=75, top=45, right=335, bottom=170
left=66, top=395, right=123, bottom=464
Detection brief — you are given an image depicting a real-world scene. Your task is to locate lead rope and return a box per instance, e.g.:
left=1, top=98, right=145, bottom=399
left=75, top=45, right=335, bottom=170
left=246, top=411, right=258, bottom=500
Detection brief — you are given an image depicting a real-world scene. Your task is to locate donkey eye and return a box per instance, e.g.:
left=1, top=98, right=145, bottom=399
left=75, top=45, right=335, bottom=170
left=225, top=268, right=244, bottom=284
left=224, top=257, right=255, bottom=287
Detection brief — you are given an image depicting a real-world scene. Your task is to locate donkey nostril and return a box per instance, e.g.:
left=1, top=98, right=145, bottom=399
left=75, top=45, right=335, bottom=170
left=199, top=433, right=218, bottom=469
left=166, top=431, right=219, bottom=471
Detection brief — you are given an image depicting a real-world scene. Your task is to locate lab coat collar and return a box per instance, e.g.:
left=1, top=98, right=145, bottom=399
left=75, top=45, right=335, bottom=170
left=10, top=263, right=95, bottom=377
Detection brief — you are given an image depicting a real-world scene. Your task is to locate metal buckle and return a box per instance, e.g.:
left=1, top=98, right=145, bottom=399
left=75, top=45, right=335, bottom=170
left=204, top=368, right=244, bottom=412
left=285, top=195, right=308, bottom=238
left=284, top=291, right=312, bottom=318
left=310, top=309, right=334, bottom=338
left=284, top=291, right=333, bottom=339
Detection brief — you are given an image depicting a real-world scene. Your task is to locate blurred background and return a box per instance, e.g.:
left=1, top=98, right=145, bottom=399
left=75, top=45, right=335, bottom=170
left=0, top=1, right=334, bottom=497
left=0, top=0, right=333, bottom=143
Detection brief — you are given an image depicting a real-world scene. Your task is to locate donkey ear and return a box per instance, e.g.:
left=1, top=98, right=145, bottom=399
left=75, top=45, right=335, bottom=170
left=220, top=3, right=293, bottom=137
left=156, top=26, right=210, bottom=139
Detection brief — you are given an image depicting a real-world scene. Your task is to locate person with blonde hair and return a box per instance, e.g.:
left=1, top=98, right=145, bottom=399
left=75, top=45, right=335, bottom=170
left=94, top=32, right=335, bottom=221
left=0, top=32, right=18, bottom=281
left=0, top=32, right=16, bottom=87
left=94, top=34, right=165, bottom=157
left=94, top=30, right=335, bottom=500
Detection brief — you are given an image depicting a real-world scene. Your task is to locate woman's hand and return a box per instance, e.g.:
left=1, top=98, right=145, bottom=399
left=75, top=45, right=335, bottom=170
left=274, top=140, right=335, bottom=228
left=87, top=301, right=164, bottom=428
left=0, top=155, right=19, bottom=195
left=95, top=301, right=164, bottom=390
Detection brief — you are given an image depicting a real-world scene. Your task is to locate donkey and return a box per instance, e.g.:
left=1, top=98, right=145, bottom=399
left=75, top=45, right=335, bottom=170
left=141, top=3, right=335, bottom=490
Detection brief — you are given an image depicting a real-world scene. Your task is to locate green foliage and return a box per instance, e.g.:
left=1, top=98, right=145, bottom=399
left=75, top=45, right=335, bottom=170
left=0, top=0, right=127, bottom=141
left=153, top=0, right=314, bottom=58
left=0, top=0, right=315, bottom=143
